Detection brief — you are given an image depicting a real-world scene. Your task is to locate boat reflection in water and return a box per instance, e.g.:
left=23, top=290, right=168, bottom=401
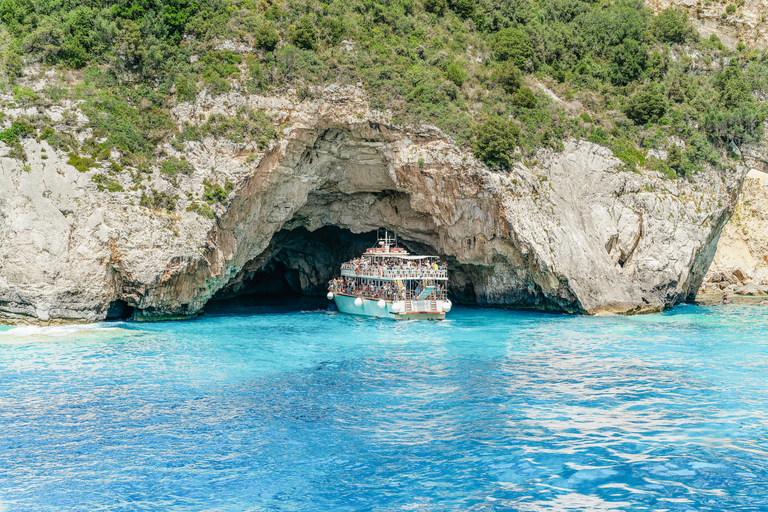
left=327, top=229, right=451, bottom=320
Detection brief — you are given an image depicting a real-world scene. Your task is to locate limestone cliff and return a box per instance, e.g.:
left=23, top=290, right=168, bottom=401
left=700, top=169, right=768, bottom=294
left=644, top=0, right=768, bottom=49
left=0, top=83, right=749, bottom=323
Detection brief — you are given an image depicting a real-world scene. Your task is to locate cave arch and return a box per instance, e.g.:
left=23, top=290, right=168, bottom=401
left=132, top=122, right=586, bottom=320
left=204, top=121, right=574, bottom=310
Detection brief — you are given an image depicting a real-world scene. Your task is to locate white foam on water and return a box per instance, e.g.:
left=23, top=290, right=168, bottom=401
left=513, top=492, right=631, bottom=511
left=0, top=323, right=123, bottom=340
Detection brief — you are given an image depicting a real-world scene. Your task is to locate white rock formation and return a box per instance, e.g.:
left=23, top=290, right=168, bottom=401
left=644, top=0, right=768, bottom=49
left=700, top=169, right=768, bottom=295
left=0, top=86, right=749, bottom=323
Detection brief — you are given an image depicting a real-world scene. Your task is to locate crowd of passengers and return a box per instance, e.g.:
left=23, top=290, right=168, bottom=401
left=340, top=257, right=447, bottom=276
left=328, top=276, right=446, bottom=300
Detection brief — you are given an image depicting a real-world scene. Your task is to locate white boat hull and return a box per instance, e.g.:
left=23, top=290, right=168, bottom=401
left=332, top=294, right=446, bottom=321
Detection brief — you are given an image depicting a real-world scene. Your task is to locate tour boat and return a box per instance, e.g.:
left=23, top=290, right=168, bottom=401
left=326, top=230, right=451, bottom=320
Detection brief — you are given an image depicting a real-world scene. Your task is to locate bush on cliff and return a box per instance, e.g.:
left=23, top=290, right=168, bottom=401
left=474, top=117, right=520, bottom=169
left=625, top=86, right=667, bottom=125
left=513, top=87, right=537, bottom=109
left=289, top=16, right=318, bottom=51
left=183, top=107, right=276, bottom=149
left=492, top=62, right=523, bottom=94
left=650, top=8, right=694, bottom=44
left=254, top=22, right=279, bottom=52
left=493, top=28, right=534, bottom=70
left=160, top=157, right=194, bottom=186
left=0, top=120, right=33, bottom=144
left=140, top=189, right=177, bottom=212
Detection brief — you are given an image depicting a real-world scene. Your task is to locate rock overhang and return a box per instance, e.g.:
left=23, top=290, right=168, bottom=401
left=0, top=86, right=749, bottom=324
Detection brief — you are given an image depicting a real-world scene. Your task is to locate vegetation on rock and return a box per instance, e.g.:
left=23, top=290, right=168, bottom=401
left=0, top=0, right=766, bottom=179
left=140, top=189, right=177, bottom=212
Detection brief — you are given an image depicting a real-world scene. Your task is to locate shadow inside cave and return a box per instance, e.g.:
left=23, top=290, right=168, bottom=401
left=209, top=225, right=476, bottom=304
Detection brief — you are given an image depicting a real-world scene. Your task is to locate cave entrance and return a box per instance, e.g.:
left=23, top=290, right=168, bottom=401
left=106, top=300, right=134, bottom=320
left=212, top=226, right=380, bottom=300
left=210, top=223, right=482, bottom=307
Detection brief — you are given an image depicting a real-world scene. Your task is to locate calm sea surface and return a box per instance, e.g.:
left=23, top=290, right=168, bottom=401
left=1, top=299, right=768, bottom=511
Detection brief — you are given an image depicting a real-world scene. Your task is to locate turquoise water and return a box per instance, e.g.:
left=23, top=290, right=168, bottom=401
left=1, top=300, right=768, bottom=511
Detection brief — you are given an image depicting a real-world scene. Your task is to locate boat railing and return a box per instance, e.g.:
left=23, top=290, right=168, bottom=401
left=328, top=283, right=447, bottom=302
left=340, top=266, right=447, bottom=280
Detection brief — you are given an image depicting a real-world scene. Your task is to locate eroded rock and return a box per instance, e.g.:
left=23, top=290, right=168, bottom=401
left=701, top=169, right=768, bottom=296
left=0, top=86, right=748, bottom=323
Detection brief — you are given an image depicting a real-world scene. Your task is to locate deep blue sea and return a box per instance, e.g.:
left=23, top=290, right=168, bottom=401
left=1, top=299, right=768, bottom=511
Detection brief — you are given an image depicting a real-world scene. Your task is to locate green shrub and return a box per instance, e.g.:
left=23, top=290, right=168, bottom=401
left=140, top=189, right=177, bottom=212
left=13, top=86, right=37, bottom=105
left=185, top=107, right=276, bottom=149
left=709, top=33, right=725, bottom=50
left=445, top=62, right=467, bottom=87
left=666, top=144, right=688, bottom=177
left=625, top=86, right=668, bottom=125
left=609, top=39, right=647, bottom=86
left=725, top=4, right=736, bottom=15
left=187, top=201, right=215, bottom=218
left=201, top=50, right=242, bottom=95
left=492, top=62, right=523, bottom=94
left=647, top=156, right=676, bottom=179
left=254, top=22, right=279, bottom=51
left=513, top=87, right=537, bottom=109
left=608, top=137, right=646, bottom=172
left=82, top=92, right=169, bottom=160
left=202, top=179, right=229, bottom=203
left=492, top=28, right=534, bottom=70
left=160, top=157, right=194, bottom=177
left=67, top=152, right=98, bottom=172
left=454, top=0, right=474, bottom=19
left=289, top=16, right=318, bottom=51
left=650, top=8, right=691, bottom=43
left=1, top=48, right=23, bottom=81
left=0, top=120, right=33, bottom=144
left=587, top=126, right=609, bottom=145
left=245, top=55, right=268, bottom=93
left=474, top=117, right=520, bottom=169
left=716, top=59, right=751, bottom=109
left=175, top=75, right=197, bottom=102
left=424, top=0, right=447, bottom=15
left=91, top=174, right=124, bottom=192
left=43, top=85, right=68, bottom=100
left=703, top=103, right=765, bottom=146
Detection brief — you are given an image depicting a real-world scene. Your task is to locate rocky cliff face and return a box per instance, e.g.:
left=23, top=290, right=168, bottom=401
left=0, top=84, right=750, bottom=323
left=644, top=0, right=768, bottom=49
left=700, top=169, right=768, bottom=295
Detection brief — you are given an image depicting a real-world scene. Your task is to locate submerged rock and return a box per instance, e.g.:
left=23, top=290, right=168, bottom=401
left=0, top=86, right=749, bottom=323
